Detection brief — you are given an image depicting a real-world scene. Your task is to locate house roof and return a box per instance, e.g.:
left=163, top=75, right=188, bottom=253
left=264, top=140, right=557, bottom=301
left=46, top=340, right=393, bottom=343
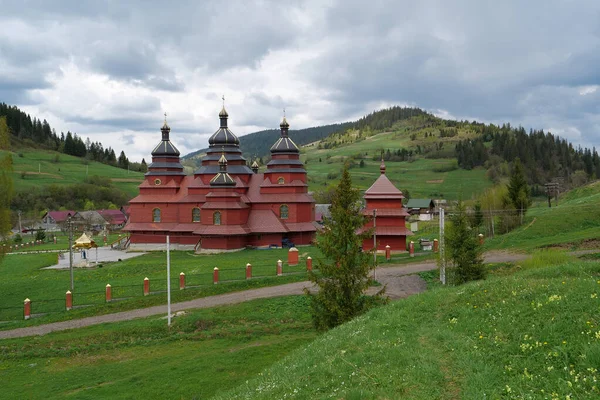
left=97, top=209, right=127, bottom=224
left=405, top=199, right=435, bottom=209
left=45, top=210, right=76, bottom=223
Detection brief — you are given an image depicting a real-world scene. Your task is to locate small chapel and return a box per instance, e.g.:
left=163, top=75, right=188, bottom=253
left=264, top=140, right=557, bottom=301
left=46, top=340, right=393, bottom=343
left=360, top=160, right=413, bottom=252
left=124, top=105, right=317, bottom=251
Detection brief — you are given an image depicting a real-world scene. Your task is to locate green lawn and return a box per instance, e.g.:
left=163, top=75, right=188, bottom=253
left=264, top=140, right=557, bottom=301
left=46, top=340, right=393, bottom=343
left=0, top=149, right=143, bottom=197
left=0, top=296, right=318, bottom=400
left=0, top=247, right=328, bottom=326
left=217, top=258, right=600, bottom=399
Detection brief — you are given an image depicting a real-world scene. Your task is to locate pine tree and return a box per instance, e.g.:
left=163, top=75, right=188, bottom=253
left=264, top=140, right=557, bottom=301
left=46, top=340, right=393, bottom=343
left=506, top=158, right=531, bottom=214
left=445, top=200, right=485, bottom=284
left=305, top=165, right=385, bottom=331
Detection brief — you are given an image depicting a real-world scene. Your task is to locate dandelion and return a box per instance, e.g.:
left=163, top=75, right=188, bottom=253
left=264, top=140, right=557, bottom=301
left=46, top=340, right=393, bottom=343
left=591, top=293, right=597, bottom=299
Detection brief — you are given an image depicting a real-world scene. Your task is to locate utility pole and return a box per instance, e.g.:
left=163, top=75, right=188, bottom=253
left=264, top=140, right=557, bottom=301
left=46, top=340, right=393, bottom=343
left=17, top=210, right=22, bottom=233
left=68, top=217, right=74, bottom=292
left=439, top=207, right=446, bottom=285
left=167, top=235, right=171, bottom=326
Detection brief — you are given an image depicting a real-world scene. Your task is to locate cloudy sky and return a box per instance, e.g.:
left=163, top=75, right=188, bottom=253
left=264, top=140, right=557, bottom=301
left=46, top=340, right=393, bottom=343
left=2, top=0, right=599, bottom=161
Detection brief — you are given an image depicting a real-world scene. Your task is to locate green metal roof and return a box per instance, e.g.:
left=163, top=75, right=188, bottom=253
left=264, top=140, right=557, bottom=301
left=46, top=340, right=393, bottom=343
left=405, top=199, right=434, bottom=209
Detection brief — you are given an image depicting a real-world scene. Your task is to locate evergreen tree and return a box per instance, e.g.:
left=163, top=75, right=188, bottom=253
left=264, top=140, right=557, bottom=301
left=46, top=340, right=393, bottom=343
left=445, top=200, right=485, bottom=284
left=506, top=158, right=531, bottom=214
left=0, top=117, right=14, bottom=244
left=305, top=165, right=385, bottom=331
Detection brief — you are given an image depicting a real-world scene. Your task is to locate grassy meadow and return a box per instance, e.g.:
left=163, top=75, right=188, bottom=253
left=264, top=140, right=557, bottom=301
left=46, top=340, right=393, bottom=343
left=217, top=254, right=600, bottom=399
left=485, top=181, right=600, bottom=251
left=0, top=149, right=143, bottom=197
left=0, top=296, right=318, bottom=400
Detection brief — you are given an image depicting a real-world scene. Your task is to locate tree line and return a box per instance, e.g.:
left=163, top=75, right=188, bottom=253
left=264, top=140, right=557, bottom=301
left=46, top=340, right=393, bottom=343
left=0, top=103, right=146, bottom=172
left=455, top=123, right=600, bottom=186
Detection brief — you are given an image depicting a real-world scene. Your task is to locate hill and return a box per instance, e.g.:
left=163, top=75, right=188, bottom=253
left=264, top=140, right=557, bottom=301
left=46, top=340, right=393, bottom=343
left=486, top=180, right=600, bottom=250
left=217, top=257, right=600, bottom=399
left=0, top=148, right=143, bottom=215
left=182, top=122, right=353, bottom=164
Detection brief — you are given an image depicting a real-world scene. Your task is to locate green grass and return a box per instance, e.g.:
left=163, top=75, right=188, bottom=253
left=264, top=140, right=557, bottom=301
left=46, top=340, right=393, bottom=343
left=0, top=296, right=318, bottom=400
left=485, top=181, right=600, bottom=251
left=217, top=260, right=600, bottom=399
left=0, top=247, right=324, bottom=326
left=0, top=148, right=143, bottom=197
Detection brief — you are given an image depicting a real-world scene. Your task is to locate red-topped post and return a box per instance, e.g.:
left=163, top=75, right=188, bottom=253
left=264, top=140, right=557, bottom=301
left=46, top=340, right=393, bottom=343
left=409, top=241, right=415, bottom=257
left=143, top=277, right=150, bottom=296
left=246, top=263, right=252, bottom=280
left=385, top=245, right=391, bottom=261
left=106, top=284, right=112, bottom=302
left=277, top=260, right=283, bottom=276
left=24, top=298, right=31, bottom=320
left=288, top=247, right=298, bottom=266
left=306, top=256, right=312, bottom=271
left=179, top=272, right=185, bottom=290
left=433, top=239, right=439, bottom=253
left=213, top=267, right=219, bottom=284
left=66, top=290, right=72, bottom=311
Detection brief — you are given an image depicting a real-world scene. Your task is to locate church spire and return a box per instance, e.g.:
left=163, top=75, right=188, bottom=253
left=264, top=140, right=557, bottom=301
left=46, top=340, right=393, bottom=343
left=219, top=95, right=228, bottom=128
left=279, top=108, right=289, bottom=138
left=380, top=158, right=386, bottom=175
left=161, top=112, right=170, bottom=141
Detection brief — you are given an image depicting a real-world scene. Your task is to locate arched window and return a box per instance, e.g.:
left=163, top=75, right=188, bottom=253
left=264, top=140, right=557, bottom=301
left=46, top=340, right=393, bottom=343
left=192, top=207, right=201, bottom=222
left=213, top=211, right=221, bottom=226
left=152, top=208, right=161, bottom=223
left=280, top=205, right=289, bottom=219
left=278, top=177, right=285, bottom=184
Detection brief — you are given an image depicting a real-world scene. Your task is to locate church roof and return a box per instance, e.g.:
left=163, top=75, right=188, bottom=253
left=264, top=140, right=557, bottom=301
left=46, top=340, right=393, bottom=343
left=364, top=162, right=404, bottom=199
left=208, top=104, right=240, bottom=147
left=246, top=210, right=288, bottom=233
left=271, top=114, right=299, bottom=153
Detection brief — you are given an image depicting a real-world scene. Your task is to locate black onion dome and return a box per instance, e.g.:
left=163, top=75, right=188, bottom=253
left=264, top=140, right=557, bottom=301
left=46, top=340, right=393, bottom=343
left=270, top=115, right=299, bottom=153
left=208, top=106, right=240, bottom=147
left=151, top=115, right=180, bottom=156
left=210, top=154, right=236, bottom=186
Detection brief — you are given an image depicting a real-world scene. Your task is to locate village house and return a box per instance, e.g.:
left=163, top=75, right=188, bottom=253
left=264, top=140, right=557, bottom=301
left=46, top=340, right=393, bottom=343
left=405, top=198, right=436, bottom=221
left=40, top=210, right=76, bottom=232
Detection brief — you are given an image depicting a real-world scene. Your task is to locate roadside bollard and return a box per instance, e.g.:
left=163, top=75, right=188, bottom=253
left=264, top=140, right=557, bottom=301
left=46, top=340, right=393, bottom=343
left=246, top=263, right=252, bottom=280
left=385, top=245, right=391, bottom=261
left=66, top=290, right=72, bottom=311
left=143, top=277, right=150, bottom=296
left=24, top=298, right=31, bottom=320
left=306, top=256, right=312, bottom=272
left=277, top=260, right=283, bottom=276
left=179, top=272, right=185, bottom=290
left=478, top=233, right=484, bottom=245
left=433, top=239, right=439, bottom=252
left=213, top=267, right=219, bottom=284
left=106, top=284, right=112, bottom=302
left=409, top=241, right=415, bottom=257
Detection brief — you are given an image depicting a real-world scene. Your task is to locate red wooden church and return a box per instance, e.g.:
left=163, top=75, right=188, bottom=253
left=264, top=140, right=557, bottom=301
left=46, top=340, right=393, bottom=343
left=124, top=106, right=317, bottom=251
left=361, top=160, right=413, bottom=252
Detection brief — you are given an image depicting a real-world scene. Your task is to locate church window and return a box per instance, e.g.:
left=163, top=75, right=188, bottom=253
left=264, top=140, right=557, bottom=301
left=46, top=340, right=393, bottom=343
left=213, top=211, right=221, bottom=225
left=192, top=207, right=201, bottom=222
left=278, top=177, right=285, bottom=184
left=152, top=208, right=161, bottom=223
left=280, top=205, right=289, bottom=219
left=154, top=179, right=161, bottom=185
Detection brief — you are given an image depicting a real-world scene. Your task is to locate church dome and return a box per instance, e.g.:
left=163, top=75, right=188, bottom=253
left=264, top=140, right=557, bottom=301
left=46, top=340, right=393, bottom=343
left=208, top=105, right=240, bottom=147
left=270, top=115, right=299, bottom=154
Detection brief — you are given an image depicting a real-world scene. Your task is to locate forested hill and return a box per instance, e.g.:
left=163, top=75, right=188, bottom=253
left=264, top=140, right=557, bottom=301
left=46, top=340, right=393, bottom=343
left=0, top=103, right=145, bottom=172
left=183, top=121, right=353, bottom=162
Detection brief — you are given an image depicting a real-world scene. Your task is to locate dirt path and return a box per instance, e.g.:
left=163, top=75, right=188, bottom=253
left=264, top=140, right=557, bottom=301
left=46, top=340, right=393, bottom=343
left=0, top=252, right=528, bottom=340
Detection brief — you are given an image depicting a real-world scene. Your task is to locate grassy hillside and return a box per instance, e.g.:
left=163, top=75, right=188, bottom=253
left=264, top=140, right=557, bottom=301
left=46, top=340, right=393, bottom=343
left=1, top=149, right=143, bottom=198
left=486, top=181, right=600, bottom=251
left=217, top=257, right=600, bottom=399
left=303, top=117, right=491, bottom=199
